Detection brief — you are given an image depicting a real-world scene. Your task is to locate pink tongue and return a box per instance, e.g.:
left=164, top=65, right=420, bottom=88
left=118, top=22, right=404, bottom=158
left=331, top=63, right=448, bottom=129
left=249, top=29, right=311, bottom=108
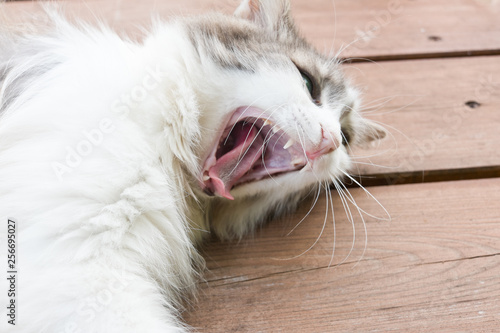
left=209, top=124, right=263, bottom=200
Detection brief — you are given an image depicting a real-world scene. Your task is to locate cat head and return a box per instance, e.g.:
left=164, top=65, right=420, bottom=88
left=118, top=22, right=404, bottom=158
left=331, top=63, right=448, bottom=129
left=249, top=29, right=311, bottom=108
left=176, top=0, right=385, bottom=238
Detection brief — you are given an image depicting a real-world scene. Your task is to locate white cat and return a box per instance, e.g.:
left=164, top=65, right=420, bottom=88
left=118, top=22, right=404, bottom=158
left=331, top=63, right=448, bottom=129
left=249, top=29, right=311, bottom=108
left=0, top=0, right=385, bottom=332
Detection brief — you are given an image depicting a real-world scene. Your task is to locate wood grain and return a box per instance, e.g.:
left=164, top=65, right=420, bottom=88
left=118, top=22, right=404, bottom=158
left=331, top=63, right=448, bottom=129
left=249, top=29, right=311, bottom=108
left=3, top=0, right=500, bottom=60
left=345, top=55, right=500, bottom=181
left=185, top=178, right=500, bottom=332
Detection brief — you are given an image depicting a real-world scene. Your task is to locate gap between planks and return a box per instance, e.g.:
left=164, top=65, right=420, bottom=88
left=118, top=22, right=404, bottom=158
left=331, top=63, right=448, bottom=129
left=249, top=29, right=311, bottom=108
left=350, top=166, right=500, bottom=187
left=341, top=49, right=500, bottom=63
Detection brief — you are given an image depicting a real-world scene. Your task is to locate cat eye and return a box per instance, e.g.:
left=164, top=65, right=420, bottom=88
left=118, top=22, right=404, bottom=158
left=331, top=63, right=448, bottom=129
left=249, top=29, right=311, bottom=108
left=341, top=129, right=351, bottom=145
left=301, top=71, right=314, bottom=96
left=293, top=62, right=320, bottom=104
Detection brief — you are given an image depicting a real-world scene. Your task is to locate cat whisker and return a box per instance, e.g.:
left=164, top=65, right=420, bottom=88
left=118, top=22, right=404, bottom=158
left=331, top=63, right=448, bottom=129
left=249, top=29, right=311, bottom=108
left=359, top=94, right=418, bottom=112
left=339, top=63, right=370, bottom=76
left=275, top=182, right=330, bottom=261
left=350, top=161, right=398, bottom=169
left=333, top=37, right=362, bottom=61
left=335, top=30, right=388, bottom=63
left=371, top=119, right=415, bottom=148
left=326, top=185, right=337, bottom=267
left=362, top=96, right=423, bottom=116
left=226, top=104, right=284, bottom=177
left=358, top=100, right=401, bottom=117
left=360, top=95, right=400, bottom=108
left=331, top=178, right=356, bottom=266
left=226, top=125, right=264, bottom=178
left=335, top=179, right=387, bottom=221
left=337, top=102, right=356, bottom=113
left=346, top=97, right=421, bottom=173
left=338, top=130, right=364, bottom=177
left=286, top=183, right=322, bottom=236
left=340, top=170, right=391, bottom=221
left=327, top=0, right=338, bottom=61
left=345, top=123, right=399, bottom=163
left=339, top=179, right=369, bottom=267
left=223, top=94, right=280, bottom=145
left=260, top=121, right=288, bottom=185
left=349, top=149, right=395, bottom=159
left=270, top=126, right=288, bottom=151
left=294, top=122, right=313, bottom=167
left=297, top=125, right=323, bottom=181
left=338, top=57, right=383, bottom=68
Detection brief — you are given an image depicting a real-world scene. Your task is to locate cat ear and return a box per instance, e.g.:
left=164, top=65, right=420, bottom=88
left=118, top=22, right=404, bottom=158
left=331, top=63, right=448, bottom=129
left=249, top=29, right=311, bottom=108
left=234, top=0, right=261, bottom=21
left=356, top=118, right=387, bottom=146
left=234, top=0, right=293, bottom=31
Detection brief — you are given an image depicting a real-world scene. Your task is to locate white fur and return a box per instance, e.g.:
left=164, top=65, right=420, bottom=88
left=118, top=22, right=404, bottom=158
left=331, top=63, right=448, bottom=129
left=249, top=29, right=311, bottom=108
left=0, top=15, right=205, bottom=333
left=0, top=2, right=383, bottom=332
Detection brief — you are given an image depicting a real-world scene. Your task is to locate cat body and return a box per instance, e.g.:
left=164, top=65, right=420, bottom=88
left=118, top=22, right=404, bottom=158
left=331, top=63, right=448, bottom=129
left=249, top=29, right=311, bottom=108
left=0, top=1, right=384, bottom=332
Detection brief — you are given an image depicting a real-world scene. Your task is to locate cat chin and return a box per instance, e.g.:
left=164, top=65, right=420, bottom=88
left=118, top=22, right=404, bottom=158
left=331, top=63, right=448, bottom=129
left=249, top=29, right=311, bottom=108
left=230, top=170, right=316, bottom=198
left=206, top=149, right=350, bottom=239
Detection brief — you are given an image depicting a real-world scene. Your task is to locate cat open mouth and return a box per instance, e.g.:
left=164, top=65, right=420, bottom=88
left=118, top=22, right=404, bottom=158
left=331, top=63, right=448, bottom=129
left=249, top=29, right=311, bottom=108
left=201, top=107, right=308, bottom=200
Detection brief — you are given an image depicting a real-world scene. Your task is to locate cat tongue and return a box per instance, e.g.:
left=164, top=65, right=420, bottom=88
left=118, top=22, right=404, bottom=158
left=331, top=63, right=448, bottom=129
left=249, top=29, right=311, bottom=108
left=208, top=124, right=263, bottom=200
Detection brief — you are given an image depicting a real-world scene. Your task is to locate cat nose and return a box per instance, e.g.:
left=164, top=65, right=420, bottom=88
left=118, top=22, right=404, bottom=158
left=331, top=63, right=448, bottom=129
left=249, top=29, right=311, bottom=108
left=306, top=128, right=340, bottom=160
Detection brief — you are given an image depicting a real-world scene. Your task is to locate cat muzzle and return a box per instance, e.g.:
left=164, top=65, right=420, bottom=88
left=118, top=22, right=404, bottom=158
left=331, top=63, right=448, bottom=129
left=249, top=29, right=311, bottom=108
left=200, top=106, right=339, bottom=200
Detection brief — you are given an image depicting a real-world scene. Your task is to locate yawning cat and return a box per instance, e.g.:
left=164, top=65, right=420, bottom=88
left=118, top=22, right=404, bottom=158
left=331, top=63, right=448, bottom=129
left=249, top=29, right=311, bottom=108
left=0, top=0, right=385, bottom=332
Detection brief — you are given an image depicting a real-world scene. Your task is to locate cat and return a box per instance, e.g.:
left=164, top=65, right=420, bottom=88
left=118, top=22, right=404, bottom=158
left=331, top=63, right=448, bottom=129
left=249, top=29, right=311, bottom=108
left=0, top=0, right=385, bottom=332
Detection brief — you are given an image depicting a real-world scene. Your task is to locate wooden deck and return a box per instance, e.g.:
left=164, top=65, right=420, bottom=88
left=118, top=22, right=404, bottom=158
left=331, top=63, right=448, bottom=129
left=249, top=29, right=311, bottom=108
left=5, top=0, right=500, bottom=331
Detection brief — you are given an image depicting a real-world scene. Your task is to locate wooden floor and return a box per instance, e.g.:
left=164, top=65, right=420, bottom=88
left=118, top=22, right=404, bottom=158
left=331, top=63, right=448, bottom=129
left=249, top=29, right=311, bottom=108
left=5, top=0, right=500, bottom=331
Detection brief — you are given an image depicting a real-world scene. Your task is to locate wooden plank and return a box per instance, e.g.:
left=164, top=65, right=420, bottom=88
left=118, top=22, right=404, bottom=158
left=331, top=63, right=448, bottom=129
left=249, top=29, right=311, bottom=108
left=345, top=55, right=500, bottom=181
left=4, top=3, right=499, bottom=183
left=3, top=0, right=500, bottom=60
left=325, top=0, right=500, bottom=61
left=184, top=178, right=500, bottom=332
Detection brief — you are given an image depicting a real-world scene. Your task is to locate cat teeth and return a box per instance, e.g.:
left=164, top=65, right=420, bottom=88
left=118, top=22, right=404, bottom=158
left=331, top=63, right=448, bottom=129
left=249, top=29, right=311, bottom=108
left=203, top=174, right=210, bottom=182
left=283, top=139, right=295, bottom=150
left=291, top=157, right=303, bottom=166
left=271, top=126, right=280, bottom=134
left=300, top=163, right=312, bottom=173
left=263, top=119, right=272, bottom=127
